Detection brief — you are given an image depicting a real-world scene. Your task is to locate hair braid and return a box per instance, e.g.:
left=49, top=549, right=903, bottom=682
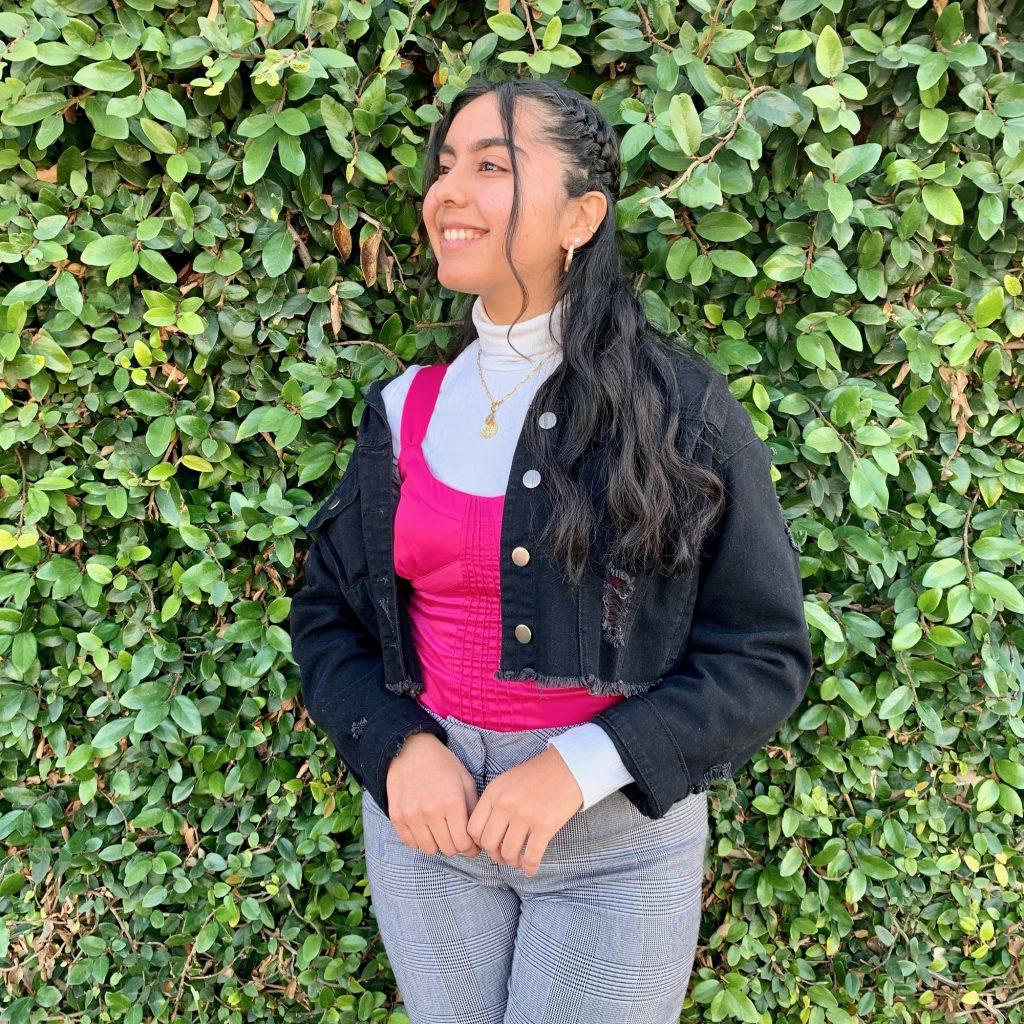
left=566, top=100, right=621, bottom=200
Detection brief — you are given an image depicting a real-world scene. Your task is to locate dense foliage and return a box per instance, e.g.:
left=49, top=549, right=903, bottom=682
left=2, top=0, right=1023, bottom=1020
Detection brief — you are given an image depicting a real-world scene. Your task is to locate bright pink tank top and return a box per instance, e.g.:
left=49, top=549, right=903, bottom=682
left=393, top=362, right=626, bottom=731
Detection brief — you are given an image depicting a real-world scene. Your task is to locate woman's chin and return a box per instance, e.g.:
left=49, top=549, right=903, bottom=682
left=436, top=263, right=486, bottom=290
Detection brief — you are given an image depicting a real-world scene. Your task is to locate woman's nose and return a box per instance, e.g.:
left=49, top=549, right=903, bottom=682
left=433, top=166, right=471, bottom=203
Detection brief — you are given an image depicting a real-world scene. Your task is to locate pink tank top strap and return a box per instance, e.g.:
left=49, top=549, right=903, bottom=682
left=400, top=363, right=448, bottom=450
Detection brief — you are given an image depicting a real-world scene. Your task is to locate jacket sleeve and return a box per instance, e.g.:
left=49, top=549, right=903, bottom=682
left=591, top=405, right=813, bottom=820
left=288, top=524, right=448, bottom=819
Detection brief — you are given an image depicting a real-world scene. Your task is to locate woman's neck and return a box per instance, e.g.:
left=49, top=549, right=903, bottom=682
left=471, top=293, right=565, bottom=371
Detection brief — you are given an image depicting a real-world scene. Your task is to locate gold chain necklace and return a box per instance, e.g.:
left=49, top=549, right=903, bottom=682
left=475, top=343, right=558, bottom=439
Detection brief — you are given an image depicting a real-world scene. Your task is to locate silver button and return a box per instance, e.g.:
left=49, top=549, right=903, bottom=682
left=538, top=411, right=557, bottom=429
left=512, top=546, right=530, bottom=566
left=327, top=498, right=339, bottom=510
left=515, top=623, right=532, bottom=643
left=522, top=469, right=541, bottom=488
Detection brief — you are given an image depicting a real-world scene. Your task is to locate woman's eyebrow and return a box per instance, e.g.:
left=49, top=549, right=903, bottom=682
left=439, top=137, right=528, bottom=160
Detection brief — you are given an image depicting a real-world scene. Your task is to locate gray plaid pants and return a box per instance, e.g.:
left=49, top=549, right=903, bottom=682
left=360, top=704, right=709, bottom=1024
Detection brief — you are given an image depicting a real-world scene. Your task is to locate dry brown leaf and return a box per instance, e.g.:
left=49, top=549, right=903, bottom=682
left=360, top=228, right=381, bottom=287
left=332, top=217, right=352, bottom=261
left=209, top=0, right=220, bottom=20
left=36, top=165, right=59, bottom=183
left=250, top=0, right=274, bottom=24
left=329, top=285, right=341, bottom=336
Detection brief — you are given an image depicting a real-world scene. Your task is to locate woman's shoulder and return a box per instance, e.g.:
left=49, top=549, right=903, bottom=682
left=380, top=364, right=429, bottom=458
left=656, top=342, right=757, bottom=462
left=380, top=363, right=426, bottom=407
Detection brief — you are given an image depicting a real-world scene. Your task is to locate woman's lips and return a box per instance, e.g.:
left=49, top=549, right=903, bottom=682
left=439, top=230, right=488, bottom=253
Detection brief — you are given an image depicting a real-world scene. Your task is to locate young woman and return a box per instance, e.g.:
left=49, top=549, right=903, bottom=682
left=291, top=75, right=812, bottom=1023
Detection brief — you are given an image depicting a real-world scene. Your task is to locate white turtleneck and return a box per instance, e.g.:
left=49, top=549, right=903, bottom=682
left=381, top=294, right=635, bottom=811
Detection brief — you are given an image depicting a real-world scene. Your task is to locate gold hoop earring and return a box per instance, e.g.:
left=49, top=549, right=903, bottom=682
left=563, top=235, right=580, bottom=272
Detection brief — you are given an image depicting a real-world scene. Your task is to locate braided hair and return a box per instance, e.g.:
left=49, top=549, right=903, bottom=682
left=419, top=74, right=724, bottom=587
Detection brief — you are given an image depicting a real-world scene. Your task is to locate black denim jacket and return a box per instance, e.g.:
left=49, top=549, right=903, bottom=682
left=288, top=347, right=813, bottom=820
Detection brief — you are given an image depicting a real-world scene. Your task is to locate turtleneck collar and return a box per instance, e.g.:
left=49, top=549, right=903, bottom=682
left=471, top=293, right=565, bottom=370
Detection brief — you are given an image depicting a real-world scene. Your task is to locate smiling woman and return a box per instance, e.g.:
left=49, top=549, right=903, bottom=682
left=292, top=72, right=812, bottom=1024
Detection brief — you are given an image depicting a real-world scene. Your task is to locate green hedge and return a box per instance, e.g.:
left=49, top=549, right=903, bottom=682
left=2, top=0, right=1023, bottom=1021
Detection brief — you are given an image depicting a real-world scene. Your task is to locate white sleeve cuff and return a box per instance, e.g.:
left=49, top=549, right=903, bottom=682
left=547, top=722, right=635, bottom=811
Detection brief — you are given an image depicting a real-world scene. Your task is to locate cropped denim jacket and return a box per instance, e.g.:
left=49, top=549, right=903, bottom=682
left=288, top=346, right=813, bottom=820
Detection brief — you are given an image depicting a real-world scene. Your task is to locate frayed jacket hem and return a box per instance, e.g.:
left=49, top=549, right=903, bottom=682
left=493, top=668, right=658, bottom=697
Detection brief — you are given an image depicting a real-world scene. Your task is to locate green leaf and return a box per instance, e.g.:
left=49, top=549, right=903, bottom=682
left=139, top=249, right=178, bottom=284
left=973, top=286, right=1004, bottom=328
left=170, top=695, right=203, bottom=734
left=919, top=106, right=948, bottom=144
left=974, top=571, right=1024, bottom=613
left=858, top=853, right=898, bottom=880
left=1, top=92, right=67, bottom=126
left=921, top=558, right=968, bottom=589
left=774, top=29, right=811, bottom=53
left=143, top=88, right=188, bottom=127
left=892, top=622, right=922, bottom=651
left=922, top=184, right=964, bottom=226
left=877, top=685, right=914, bottom=720
left=995, top=760, right=1024, bottom=790
left=709, top=249, right=756, bottom=277
left=826, top=315, right=862, bottom=350
left=139, top=117, right=179, bottom=154
left=488, top=12, right=526, bottom=39
left=4, top=280, right=48, bottom=305
left=73, top=59, right=135, bottom=92
left=277, top=133, right=306, bottom=176
left=815, top=25, right=845, bottom=78
left=917, top=52, right=949, bottom=91
left=668, top=92, right=702, bottom=156
left=354, top=149, right=388, bottom=185
left=80, top=235, right=134, bottom=267
left=804, top=600, right=843, bottom=642
left=262, top=228, right=294, bottom=277
left=695, top=211, right=751, bottom=242
left=276, top=108, right=310, bottom=136
left=620, top=122, right=654, bottom=163
left=832, top=143, right=882, bottom=184
left=242, top=129, right=278, bottom=185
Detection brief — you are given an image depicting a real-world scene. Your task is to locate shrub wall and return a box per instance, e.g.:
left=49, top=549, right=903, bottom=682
left=2, top=0, right=1023, bottom=1021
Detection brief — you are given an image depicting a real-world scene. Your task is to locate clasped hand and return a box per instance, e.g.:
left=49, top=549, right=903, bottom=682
left=385, top=734, right=583, bottom=878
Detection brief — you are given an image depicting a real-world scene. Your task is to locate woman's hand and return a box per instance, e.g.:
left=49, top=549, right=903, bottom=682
left=385, top=732, right=483, bottom=858
left=467, top=748, right=584, bottom=877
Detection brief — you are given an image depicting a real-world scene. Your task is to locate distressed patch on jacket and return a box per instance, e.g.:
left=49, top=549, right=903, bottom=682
left=693, top=761, right=733, bottom=791
left=781, top=516, right=800, bottom=553
left=349, top=716, right=368, bottom=740
left=493, top=667, right=658, bottom=697
left=385, top=674, right=423, bottom=696
left=601, top=564, right=636, bottom=648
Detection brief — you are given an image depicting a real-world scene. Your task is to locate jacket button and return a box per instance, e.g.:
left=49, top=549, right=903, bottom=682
left=514, top=624, right=532, bottom=643
left=512, top=546, right=530, bottom=566
left=538, top=411, right=557, bottom=429
left=522, top=469, right=541, bottom=488
left=327, top=498, right=339, bottom=510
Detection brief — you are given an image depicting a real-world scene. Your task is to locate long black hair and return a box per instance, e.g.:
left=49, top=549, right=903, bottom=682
left=419, top=74, right=725, bottom=588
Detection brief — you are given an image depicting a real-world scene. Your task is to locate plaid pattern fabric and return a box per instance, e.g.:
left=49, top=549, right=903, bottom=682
left=360, top=705, right=710, bottom=1023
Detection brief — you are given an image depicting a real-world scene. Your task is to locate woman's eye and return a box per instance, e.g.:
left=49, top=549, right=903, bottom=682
left=438, top=161, right=504, bottom=174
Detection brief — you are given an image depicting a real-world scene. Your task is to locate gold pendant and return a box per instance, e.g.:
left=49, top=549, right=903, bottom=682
left=481, top=412, right=498, bottom=438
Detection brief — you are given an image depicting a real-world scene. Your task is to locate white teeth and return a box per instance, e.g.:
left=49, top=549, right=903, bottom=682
left=443, top=228, right=486, bottom=240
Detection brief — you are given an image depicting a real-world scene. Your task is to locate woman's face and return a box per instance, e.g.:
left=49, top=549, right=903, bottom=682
left=422, top=93, right=595, bottom=324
